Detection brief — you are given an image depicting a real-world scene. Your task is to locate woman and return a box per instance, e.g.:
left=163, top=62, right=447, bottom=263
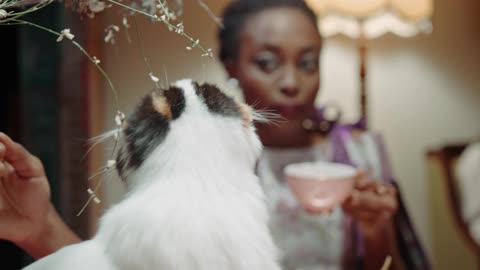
left=0, top=0, right=429, bottom=269
left=217, top=1, right=428, bottom=269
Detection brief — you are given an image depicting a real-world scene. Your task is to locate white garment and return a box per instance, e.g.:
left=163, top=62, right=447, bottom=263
left=456, top=142, right=480, bottom=244
left=257, top=144, right=343, bottom=270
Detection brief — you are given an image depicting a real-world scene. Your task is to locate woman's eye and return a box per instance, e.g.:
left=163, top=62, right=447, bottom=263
left=255, top=52, right=280, bottom=73
left=299, top=54, right=319, bottom=73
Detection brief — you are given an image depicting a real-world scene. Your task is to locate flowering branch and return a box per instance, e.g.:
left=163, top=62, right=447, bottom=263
left=2, top=0, right=219, bottom=215
left=0, top=0, right=53, bottom=24
left=106, top=0, right=214, bottom=59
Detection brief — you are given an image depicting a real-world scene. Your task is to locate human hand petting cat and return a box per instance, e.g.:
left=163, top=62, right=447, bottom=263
left=0, top=133, right=79, bottom=258
left=342, top=171, right=398, bottom=238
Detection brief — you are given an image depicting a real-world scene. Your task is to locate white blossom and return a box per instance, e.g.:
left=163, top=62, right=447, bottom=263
left=104, top=25, right=119, bottom=44
left=115, top=111, right=125, bottom=126
left=191, top=39, right=199, bottom=48
left=168, top=12, right=177, bottom=20
left=56, top=29, right=75, bottom=42
left=63, top=29, right=75, bottom=40
left=175, top=22, right=184, bottom=34
left=93, top=56, right=101, bottom=64
left=104, top=30, right=114, bottom=43
left=87, top=188, right=101, bottom=204
left=149, top=72, right=160, bottom=83
left=0, top=9, right=8, bottom=20
left=122, top=17, right=130, bottom=28
left=202, top=48, right=213, bottom=58
left=88, top=0, right=105, bottom=13
left=106, top=159, right=116, bottom=168
left=104, top=24, right=120, bottom=44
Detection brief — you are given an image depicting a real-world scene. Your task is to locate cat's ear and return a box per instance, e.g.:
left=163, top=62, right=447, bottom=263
left=151, top=90, right=173, bottom=120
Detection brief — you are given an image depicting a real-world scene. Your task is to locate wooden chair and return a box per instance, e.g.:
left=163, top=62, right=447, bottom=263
left=427, top=144, right=480, bottom=270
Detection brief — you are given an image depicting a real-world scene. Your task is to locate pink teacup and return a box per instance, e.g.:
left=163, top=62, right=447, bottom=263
left=284, top=161, right=357, bottom=213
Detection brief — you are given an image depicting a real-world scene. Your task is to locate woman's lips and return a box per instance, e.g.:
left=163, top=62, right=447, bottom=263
left=271, top=104, right=305, bottom=117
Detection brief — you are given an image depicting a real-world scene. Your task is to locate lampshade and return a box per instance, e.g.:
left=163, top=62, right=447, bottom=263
left=305, top=0, right=434, bottom=125
left=305, top=0, right=433, bottom=38
left=306, top=0, right=433, bottom=20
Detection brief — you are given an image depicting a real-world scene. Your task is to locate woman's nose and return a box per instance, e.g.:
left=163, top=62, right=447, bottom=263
left=279, top=67, right=300, bottom=98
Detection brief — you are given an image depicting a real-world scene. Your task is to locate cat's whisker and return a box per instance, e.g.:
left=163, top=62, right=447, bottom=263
left=105, top=169, right=118, bottom=180
left=250, top=108, right=286, bottom=126
left=88, top=166, right=115, bottom=181
left=163, top=64, right=169, bottom=87
left=247, top=99, right=286, bottom=126
left=249, top=98, right=262, bottom=110
left=82, top=129, right=119, bottom=161
left=88, top=169, right=107, bottom=181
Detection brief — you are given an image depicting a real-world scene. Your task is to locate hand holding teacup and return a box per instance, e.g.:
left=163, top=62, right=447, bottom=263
left=342, top=171, right=398, bottom=238
left=285, top=162, right=398, bottom=235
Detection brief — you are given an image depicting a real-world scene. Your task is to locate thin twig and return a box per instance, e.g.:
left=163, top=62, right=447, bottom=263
left=196, top=0, right=223, bottom=28
left=132, top=15, right=160, bottom=89
left=10, top=18, right=121, bottom=111
left=0, top=0, right=53, bottom=24
left=1, top=0, right=45, bottom=9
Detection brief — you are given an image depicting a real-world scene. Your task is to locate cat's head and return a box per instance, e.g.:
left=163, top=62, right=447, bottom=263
left=115, top=79, right=265, bottom=182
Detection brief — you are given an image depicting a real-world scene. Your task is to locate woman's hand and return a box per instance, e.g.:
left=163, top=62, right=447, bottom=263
left=0, top=133, right=80, bottom=258
left=0, top=132, right=51, bottom=245
left=343, top=172, right=401, bottom=270
left=342, top=172, right=398, bottom=238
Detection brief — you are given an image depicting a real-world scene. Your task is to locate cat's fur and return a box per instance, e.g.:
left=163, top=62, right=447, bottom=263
left=24, top=79, right=280, bottom=270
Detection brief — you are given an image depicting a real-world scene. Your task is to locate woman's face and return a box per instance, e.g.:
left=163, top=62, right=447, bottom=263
left=228, top=7, right=322, bottom=124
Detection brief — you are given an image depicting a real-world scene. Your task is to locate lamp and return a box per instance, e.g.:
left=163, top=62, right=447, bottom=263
left=305, top=0, right=433, bottom=126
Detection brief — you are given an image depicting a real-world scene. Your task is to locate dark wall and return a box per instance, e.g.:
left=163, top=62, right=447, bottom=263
left=0, top=19, right=23, bottom=270
left=0, top=4, right=62, bottom=269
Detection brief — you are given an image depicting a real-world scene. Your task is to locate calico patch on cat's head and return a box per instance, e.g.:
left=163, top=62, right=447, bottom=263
left=115, top=79, right=263, bottom=181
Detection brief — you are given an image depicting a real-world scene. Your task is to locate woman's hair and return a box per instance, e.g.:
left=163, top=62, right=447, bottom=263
left=218, top=0, right=319, bottom=63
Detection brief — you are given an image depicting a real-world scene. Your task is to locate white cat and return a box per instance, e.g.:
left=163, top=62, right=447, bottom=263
left=24, top=79, right=280, bottom=270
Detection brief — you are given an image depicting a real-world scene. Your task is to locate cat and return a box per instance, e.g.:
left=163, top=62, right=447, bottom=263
left=24, top=79, right=280, bottom=270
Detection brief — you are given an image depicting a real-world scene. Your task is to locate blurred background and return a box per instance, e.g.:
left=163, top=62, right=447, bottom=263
left=1, top=0, right=479, bottom=269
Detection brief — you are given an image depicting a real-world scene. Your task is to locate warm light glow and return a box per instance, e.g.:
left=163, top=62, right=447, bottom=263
left=306, top=0, right=433, bottom=39
left=305, top=0, right=433, bottom=21
left=320, top=12, right=433, bottom=39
